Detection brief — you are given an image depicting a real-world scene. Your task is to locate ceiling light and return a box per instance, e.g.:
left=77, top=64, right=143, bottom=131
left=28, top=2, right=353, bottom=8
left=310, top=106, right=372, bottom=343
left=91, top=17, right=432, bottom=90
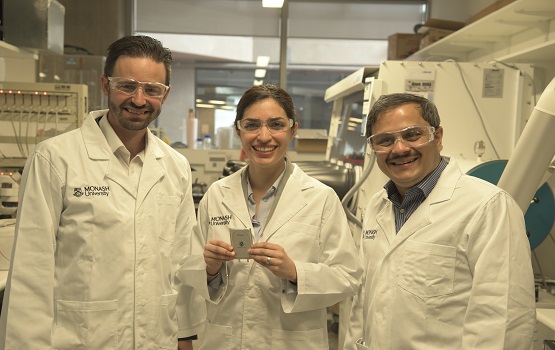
left=254, top=69, right=267, bottom=78
left=208, top=99, right=226, bottom=105
left=253, top=79, right=264, bottom=86
left=196, top=103, right=216, bottom=109
left=262, top=0, right=284, bottom=8
left=256, top=56, right=270, bottom=67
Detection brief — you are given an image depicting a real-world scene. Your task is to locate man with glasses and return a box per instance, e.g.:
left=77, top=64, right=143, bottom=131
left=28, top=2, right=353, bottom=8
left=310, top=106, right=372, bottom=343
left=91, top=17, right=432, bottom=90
left=345, top=93, right=536, bottom=349
left=0, top=35, right=203, bottom=350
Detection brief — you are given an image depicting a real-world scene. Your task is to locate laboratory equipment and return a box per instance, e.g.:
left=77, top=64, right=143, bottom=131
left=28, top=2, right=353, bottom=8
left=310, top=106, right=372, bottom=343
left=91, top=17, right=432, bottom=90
left=186, top=108, right=198, bottom=148
left=3, top=0, right=65, bottom=55
left=37, top=52, right=107, bottom=111
left=498, top=77, right=555, bottom=214
left=0, top=218, right=16, bottom=295
left=0, top=171, right=19, bottom=219
left=203, top=135, right=212, bottom=150
left=0, top=81, right=88, bottom=168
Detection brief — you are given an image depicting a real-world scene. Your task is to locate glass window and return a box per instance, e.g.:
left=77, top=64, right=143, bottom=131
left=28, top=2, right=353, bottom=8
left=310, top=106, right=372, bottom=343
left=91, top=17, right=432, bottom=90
left=195, top=67, right=355, bottom=135
left=328, top=91, right=367, bottom=166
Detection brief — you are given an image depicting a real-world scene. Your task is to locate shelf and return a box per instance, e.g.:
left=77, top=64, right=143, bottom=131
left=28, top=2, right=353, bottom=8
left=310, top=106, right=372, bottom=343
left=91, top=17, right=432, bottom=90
left=498, top=38, right=555, bottom=62
left=0, top=41, right=35, bottom=59
left=406, top=0, right=555, bottom=64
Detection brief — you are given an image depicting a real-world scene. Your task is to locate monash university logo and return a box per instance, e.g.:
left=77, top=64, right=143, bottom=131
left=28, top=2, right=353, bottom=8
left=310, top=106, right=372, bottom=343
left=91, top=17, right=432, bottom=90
left=209, top=215, right=231, bottom=226
left=73, top=185, right=111, bottom=197
left=363, top=229, right=378, bottom=240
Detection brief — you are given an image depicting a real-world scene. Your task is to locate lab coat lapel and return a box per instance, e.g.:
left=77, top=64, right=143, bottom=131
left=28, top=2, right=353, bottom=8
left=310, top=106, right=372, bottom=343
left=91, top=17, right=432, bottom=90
left=393, top=202, right=432, bottom=247
left=375, top=197, right=394, bottom=245
left=81, top=112, right=138, bottom=198
left=383, top=157, right=459, bottom=252
left=221, top=169, right=252, bottom=228
left=136, top=134, right=165, bottom=209
left=262, top=169, right=307, bottom=241
left=104, top=161, right=139, bottom=198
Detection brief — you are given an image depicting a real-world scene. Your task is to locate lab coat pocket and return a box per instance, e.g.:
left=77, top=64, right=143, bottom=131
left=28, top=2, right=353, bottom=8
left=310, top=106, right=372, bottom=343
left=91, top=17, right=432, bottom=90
left=397, top=241, right=456, bottom=299
left=277, top=222, right=319, bottom=260
left=158, top=293, right=179, bottom=350
left=156, top=194, right=181, bottom=244
left=201, top=322, right=232, bottom=349
left=53, top=299, right=118, bottom=350
left=271, top=329, right=324, bottom=350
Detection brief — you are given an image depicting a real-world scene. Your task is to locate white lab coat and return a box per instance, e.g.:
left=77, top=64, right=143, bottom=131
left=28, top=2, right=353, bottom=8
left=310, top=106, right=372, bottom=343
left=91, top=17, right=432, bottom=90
left=177, top=161, right=362, bottom=350
left=345, top=157, right=536, bottom=350
left=0, top=111, right=204, bottom=349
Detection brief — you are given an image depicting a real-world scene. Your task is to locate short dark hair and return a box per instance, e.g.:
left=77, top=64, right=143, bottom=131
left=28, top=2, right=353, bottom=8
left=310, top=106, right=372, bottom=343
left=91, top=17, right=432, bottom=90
left=103, top=35, right=173, bottom=86
left=235, top=84, right=296, bottom=130
left=366, top=93, right=440, bottom=137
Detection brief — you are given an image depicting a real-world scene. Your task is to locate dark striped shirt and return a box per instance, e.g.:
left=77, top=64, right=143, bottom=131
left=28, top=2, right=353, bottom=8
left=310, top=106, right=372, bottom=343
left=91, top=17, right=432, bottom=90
left=384, top=157, right=448, bottom=233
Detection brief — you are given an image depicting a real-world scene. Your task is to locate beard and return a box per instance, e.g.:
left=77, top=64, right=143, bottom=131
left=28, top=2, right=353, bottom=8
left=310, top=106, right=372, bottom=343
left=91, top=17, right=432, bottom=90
left=108, top=100, right=160, bottom=131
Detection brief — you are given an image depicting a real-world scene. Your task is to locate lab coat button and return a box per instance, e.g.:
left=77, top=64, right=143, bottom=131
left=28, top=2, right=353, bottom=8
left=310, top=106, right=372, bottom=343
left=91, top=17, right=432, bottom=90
left=282, top=289, right=286, bottom=293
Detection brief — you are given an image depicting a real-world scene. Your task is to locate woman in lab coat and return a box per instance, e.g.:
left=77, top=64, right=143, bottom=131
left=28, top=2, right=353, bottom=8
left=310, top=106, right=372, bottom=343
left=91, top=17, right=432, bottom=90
left=177, top=84, right=362, bottom=350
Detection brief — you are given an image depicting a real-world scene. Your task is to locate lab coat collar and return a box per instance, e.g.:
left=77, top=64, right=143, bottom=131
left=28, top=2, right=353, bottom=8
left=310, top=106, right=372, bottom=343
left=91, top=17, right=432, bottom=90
left=82, top=110, right=166, bottom=161
left=79, top=110, right=166, bottom=201
left=262, top=162, right=309, bottom=241
left=220, top=170, right=253, bottom=228
left=376, top=156, right=461, bottom=250
left=81, top=110, right=112, bottom=160
left=136, top=132, right=166, bottom=206
left=219, top=158, right=310, bottom=237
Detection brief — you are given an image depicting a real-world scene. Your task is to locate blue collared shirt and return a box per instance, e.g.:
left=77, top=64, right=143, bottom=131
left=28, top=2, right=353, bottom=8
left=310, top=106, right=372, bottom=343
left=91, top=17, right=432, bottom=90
left=384, top=157, right=448, bottom=233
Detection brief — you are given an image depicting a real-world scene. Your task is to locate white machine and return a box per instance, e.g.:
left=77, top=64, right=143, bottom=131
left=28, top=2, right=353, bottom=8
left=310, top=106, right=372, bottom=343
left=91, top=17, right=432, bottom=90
left=0, top=81, right=88, bottom=168
left=499, top=76, right=555, bottom=350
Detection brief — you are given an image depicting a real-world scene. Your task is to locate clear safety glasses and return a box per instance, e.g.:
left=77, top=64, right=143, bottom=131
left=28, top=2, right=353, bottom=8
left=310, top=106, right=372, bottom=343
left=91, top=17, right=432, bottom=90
left=236, top=118, right=294, bottom=134
left=107, top=77, right=169, bottom=98
left=367, top=125, right=436, bottom=153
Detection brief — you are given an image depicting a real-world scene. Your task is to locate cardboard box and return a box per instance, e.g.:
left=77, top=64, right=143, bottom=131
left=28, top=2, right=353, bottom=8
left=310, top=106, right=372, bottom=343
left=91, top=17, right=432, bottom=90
left=387, top=33, right=423, bottom=60
left=417, top=18, right=465, bottom=33
left=295, top=129, right=328, bottom=153
left=415, top=18, right=463, bottom=49
left=420, top=28, right=455, bottom=49
left=466, top=0, right=517, bottom=24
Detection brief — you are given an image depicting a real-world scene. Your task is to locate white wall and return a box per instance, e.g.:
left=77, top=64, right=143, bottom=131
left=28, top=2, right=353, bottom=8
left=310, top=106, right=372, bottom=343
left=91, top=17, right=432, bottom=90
left=157, top=65, right=195, bottom=145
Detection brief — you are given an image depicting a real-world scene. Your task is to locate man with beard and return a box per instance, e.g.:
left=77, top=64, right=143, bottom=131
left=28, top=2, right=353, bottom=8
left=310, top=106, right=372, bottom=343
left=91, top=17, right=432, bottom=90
left=0, top=35, right=203, bottom=350
left=344, top=93, right=536, bottom=349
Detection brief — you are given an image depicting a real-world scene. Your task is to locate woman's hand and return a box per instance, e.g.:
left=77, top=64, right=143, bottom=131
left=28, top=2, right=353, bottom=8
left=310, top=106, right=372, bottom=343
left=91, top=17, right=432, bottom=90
left=248, top=242, right=297, bottom=282
left=204, top=239, right=235, bottom=275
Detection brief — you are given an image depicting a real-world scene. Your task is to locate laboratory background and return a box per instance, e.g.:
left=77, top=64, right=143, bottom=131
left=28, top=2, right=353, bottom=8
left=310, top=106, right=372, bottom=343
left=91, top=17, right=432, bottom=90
left=1, top=0, right=555, bottom=349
